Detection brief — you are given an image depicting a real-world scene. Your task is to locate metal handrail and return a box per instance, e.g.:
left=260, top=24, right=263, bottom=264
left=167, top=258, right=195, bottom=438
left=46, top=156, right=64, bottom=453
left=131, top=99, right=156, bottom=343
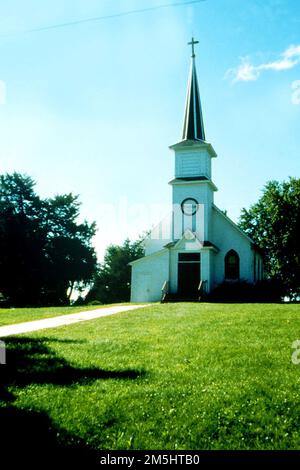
left=198, top=280, right=207, bottom=301
left=161, top=280, right=169, bottom=302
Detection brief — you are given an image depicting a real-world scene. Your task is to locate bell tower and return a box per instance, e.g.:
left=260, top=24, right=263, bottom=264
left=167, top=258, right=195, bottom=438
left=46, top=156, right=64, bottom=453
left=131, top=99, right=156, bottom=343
left=169, top=38, right=217, bottom=242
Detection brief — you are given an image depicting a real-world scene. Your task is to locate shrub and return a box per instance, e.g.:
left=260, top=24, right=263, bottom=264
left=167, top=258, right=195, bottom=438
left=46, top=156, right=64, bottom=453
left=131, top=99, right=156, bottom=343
left=209, top=279, right=283, bottom=303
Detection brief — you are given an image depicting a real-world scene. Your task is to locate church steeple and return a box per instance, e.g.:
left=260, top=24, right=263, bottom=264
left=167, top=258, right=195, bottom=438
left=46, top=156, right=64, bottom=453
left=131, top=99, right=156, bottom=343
left=182, top=38, right=206, bottom=142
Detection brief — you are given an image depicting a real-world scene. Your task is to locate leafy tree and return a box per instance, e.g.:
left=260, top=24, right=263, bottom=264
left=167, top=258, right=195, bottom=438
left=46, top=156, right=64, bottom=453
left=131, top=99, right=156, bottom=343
left=0, top=174, right=47, bottom=304
left=86, top=239, right=144, bottom=304
left=239, top=178, right=300, bottom=299
left=42, top=193, right=97, bottom=304
left=0, top=173, right=97, bottom=306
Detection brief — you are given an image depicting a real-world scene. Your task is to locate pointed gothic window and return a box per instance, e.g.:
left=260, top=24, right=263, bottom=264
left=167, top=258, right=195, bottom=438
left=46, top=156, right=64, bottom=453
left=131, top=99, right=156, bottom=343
left=225, top=250, right=240, bottom=280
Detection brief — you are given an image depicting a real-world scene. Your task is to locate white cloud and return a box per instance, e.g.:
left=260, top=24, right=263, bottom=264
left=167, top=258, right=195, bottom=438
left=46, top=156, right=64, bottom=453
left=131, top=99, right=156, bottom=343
left=284, top=44, right=300, bottom=59
left=291, top=80, right=300, bottom=105
left=227, top=44, right=300, bottom=83
left=229, top=60, right=259, bottom=82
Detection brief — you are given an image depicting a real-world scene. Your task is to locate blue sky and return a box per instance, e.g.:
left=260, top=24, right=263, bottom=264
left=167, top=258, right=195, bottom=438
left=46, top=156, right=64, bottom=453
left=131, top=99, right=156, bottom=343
left=0, top=0, right=299, bottom=259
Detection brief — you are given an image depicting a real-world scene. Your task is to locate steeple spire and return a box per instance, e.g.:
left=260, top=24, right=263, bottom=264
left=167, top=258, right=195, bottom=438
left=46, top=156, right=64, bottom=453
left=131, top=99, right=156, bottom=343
left=182, top=38, right=206, bottom=142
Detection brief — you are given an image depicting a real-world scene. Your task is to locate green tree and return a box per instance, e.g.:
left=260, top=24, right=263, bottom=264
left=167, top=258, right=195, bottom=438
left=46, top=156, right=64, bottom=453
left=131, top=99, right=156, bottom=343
left=43, top=194, right=97, bottom=304
left=0, top=173, right=97, bottom=306
left=239, top=178, right=300, bottom=299
left=86, top=238, right=144, bottom=304
left=0, top=174, right=47, bottom=304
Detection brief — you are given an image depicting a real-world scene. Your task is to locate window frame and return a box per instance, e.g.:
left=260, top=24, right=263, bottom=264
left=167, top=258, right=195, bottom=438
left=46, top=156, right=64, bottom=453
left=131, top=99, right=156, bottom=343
left=224, top=249, right=240, bottom=280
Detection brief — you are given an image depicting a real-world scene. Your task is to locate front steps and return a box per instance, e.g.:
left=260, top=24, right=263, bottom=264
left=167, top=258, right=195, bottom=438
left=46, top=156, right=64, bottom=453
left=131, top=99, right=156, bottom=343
left=161, top=293, right=201, bottom=303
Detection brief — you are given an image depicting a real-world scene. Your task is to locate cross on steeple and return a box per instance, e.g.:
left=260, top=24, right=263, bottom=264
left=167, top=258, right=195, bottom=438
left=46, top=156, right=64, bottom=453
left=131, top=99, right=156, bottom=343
left=188, top=37, right=199, bottom=58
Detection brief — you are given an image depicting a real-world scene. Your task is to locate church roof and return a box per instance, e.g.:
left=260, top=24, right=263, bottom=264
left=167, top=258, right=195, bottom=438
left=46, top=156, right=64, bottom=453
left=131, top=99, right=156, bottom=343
left=164, top=239, right=219, bottom=251
left=182, top=39, right=206, bottom=142
left=169, top=176, right=209, bottom=183
left=168, top=177, right=218, bottom=192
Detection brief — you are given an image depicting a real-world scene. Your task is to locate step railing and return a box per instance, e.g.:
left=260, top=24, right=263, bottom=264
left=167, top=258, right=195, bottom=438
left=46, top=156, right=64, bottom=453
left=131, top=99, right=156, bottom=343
left=161, top=280, right=169, bottom=303
left=198, top=280, right=207, bottom=301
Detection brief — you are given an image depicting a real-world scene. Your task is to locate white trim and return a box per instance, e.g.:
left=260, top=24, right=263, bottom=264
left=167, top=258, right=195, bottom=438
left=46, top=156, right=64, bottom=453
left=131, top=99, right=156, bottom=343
left=129, top=248, right=168, bottom=266
left=169, top=178, right=218, bottom=192
left=171, top=230, right=218, bottom=253
left=169, top=140, right=217, bottom=158
left=201, top=246, right=218, bottom=252
left=173, top=229, right=202, bottom=250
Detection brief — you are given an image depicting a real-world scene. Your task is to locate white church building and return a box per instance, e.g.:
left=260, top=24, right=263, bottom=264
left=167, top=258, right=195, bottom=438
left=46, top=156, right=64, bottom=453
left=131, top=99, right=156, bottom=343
left=130, top=39, right=263, bottom=303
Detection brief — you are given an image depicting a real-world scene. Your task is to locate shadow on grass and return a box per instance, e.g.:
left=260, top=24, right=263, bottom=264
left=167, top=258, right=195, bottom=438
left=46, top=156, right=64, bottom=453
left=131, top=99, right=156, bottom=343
left=0, top=336, right=146, bottom=464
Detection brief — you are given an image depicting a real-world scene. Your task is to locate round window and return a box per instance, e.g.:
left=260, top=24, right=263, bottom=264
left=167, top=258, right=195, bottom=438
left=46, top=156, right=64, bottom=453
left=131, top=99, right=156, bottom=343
left=181, top=198, right=198, bottom=216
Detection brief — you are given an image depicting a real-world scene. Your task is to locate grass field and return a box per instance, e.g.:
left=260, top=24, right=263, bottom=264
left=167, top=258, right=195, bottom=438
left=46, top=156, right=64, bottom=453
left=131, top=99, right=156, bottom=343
left=1, top=302, right=300, bottom=460
left=0, top=304, right=128, bottom=327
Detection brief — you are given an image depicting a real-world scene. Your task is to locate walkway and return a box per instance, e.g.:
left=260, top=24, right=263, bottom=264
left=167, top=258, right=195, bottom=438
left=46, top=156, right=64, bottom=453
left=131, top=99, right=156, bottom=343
left=0, top=304, right=148, bottom=338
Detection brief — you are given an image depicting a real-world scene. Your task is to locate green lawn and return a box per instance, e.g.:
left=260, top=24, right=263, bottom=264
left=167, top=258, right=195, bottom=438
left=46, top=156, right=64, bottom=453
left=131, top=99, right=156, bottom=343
left=1, top=302, right=300, bottom=459
left=0, top=304, right=128, bottom=327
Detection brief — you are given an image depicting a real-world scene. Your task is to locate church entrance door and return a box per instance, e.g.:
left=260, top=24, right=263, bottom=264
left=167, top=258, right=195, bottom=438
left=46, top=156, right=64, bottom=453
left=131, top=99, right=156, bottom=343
left=177, top=253, right=200, bottom=298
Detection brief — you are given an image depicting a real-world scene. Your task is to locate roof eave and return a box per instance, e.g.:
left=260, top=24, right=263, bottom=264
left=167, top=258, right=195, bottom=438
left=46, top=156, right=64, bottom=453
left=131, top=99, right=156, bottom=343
left=168, top=178, right=218, bottom=191
left=169, top=139, right=217, bottom=158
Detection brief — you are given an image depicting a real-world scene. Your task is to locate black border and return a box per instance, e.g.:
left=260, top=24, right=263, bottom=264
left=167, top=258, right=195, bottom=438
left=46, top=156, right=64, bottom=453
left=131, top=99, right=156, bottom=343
left=181, top=197, right=198, bottom=216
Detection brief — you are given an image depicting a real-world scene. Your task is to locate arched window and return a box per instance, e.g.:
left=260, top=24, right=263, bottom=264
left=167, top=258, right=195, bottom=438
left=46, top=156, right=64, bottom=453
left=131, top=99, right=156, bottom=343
left=225, top=250, right=240, bottom=280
